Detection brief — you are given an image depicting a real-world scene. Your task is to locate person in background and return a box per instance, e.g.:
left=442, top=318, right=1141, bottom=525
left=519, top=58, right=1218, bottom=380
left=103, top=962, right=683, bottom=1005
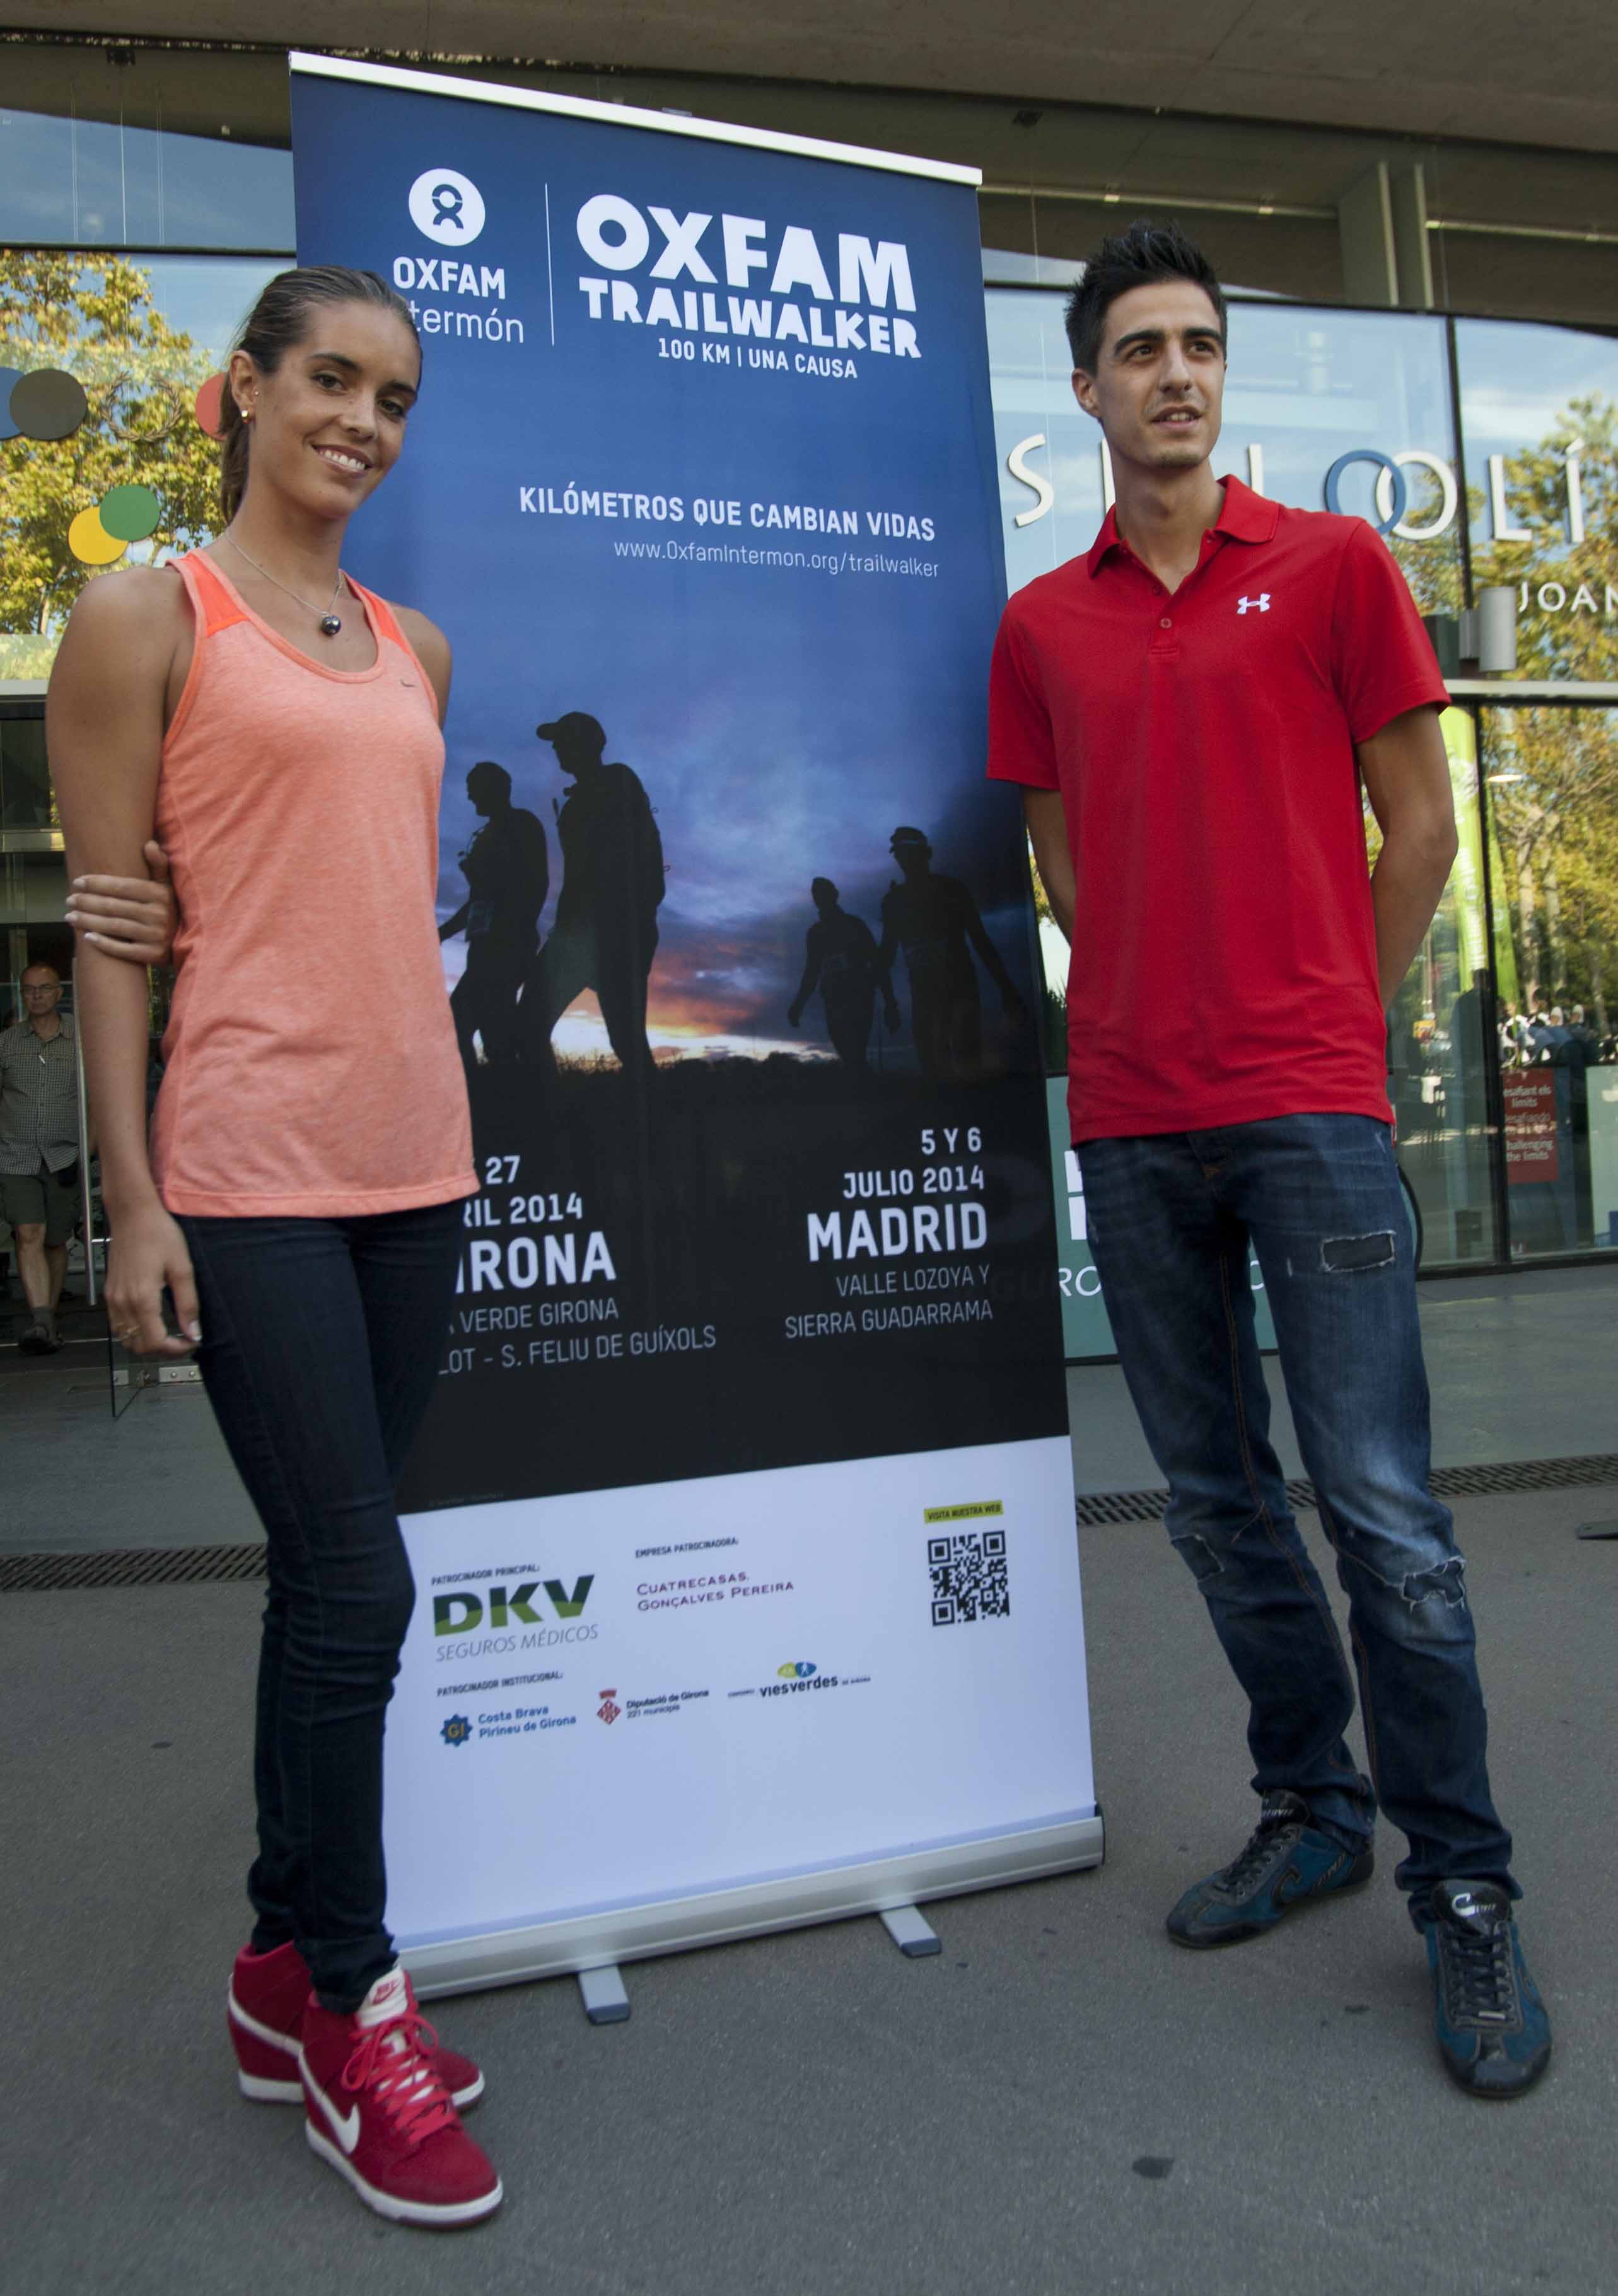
left=48, top=264, right=502, bottom=2228
left=788, top=876, right=895, bottom=1068
left=439, top=759, right=549, bottom=1072
left=876, top=825, right=1025, bottom=1081
left=0, top=963, right=84, bottom=1353
left=992, top=217, right=1550, bottom=2098
left=521, top=710, right=664, bottom=1077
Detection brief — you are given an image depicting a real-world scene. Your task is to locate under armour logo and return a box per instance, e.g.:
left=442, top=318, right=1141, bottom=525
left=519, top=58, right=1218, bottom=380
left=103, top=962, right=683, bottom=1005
left=1237, top=594, right=1271, bottom=614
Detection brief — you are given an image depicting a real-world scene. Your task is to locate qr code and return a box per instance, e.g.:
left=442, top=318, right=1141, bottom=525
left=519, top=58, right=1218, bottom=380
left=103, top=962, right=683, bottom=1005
left=928, top=1530, right=1010, bottom=1625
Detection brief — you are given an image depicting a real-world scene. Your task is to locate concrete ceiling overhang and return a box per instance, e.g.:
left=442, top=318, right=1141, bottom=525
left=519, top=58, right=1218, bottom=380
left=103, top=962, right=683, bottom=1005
left=6, top=1, right=1618, bottom=156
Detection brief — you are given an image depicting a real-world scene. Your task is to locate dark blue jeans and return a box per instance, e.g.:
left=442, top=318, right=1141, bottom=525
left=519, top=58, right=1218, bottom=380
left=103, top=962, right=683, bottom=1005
left=1078, top=1114, right=1516, bottom=1923
left=179, top=1200, right=463, bottom=2008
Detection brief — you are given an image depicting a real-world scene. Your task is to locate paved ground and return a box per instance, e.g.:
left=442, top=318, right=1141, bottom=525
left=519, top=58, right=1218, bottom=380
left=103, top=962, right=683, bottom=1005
left=4, top=1480, right=1615, bottom=2295
left=4, top=1260, right=1615, bottom=1555
left=4, top=1261, right=1615, bottom=2288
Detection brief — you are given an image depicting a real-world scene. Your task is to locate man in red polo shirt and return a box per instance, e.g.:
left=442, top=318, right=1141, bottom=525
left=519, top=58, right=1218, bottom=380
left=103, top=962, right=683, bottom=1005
left=989, top=220, right=1550, bottom=2097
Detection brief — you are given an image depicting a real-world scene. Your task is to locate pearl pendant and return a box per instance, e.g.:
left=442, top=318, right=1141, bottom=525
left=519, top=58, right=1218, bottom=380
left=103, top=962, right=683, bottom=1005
left=318, top=613, right=342, bottom=637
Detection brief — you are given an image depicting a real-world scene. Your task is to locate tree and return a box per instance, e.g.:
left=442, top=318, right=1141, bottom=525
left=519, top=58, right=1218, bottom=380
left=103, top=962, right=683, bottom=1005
left=1467, top=397, right=1618, bottom=1027
left=1, top=253, right=219, bottom=676
left=1471, top=395, right=1618, bottom=685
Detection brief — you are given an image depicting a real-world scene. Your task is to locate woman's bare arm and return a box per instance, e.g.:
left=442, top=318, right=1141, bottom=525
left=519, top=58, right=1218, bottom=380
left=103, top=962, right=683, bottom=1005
left=47, top=572, right=200, bottom=1354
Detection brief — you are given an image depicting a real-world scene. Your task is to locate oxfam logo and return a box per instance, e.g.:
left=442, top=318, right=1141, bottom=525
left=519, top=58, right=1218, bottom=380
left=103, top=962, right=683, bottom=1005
left=409, top=167, right=486, bottom=247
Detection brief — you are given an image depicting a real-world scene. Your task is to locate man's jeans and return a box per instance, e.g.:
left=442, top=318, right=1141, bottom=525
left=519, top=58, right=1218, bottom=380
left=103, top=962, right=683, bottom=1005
left=178, top=1200, right=463, bottom=2007
left=1078, top=1113, right=1516, bottom=1921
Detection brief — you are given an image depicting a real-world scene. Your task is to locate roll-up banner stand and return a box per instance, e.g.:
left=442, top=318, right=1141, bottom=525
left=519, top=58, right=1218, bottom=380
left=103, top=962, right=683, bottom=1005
left=290, top=54, right=1101, bottom=1998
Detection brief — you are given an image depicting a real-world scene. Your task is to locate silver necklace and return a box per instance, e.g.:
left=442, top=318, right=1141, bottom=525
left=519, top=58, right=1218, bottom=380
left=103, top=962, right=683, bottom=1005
left=222, top=532, right=346, bottom=637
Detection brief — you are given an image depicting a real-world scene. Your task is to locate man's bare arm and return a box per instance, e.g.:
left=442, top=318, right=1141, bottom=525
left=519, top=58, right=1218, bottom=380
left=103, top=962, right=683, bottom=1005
left=66, top=842, right=176, bottom=965
left=1357, top=706, right=1458, bottom=1011
left=1022, top=787, right=1075, bottom=946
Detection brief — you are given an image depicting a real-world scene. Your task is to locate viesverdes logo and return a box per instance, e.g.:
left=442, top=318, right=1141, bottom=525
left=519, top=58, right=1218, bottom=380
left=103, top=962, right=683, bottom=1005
left=574, top=196, right=921, bottom=371
left=760, top=1661, right=839, bottom=1696
left=433, top=1576, right=598, bottom=1661
left=728, top=1659, right=871, bottom=1700
left=392, top=166, right=525, bottom=347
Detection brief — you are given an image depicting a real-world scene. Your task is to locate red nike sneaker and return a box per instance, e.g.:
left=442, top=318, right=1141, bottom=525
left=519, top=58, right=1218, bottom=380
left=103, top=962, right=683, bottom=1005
left=300, top=1967, right=503, bottom=2228
left=228, top=1942, right=483, bottom=2109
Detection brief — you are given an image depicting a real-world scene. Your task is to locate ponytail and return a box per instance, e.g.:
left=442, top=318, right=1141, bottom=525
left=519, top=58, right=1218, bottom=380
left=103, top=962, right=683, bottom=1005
left=216, top=265, right=420, bottom=527
left=217, top=386, right=252, bottom=526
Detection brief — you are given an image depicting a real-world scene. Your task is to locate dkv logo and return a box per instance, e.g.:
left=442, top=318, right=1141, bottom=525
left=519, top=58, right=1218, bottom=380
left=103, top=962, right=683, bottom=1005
left=409, top=166, right=486, bottom=247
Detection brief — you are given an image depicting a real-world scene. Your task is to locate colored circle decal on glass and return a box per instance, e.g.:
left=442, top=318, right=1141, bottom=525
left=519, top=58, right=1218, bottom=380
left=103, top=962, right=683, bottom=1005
left=194, top=373, right=227, bottom=439
left=0, top=367, right=21, bottom=443
left=10, top=367, right=90, bottom=441
left=100, top=484, right=162, bottom=543
left=68, top=507, right=128, bottom=567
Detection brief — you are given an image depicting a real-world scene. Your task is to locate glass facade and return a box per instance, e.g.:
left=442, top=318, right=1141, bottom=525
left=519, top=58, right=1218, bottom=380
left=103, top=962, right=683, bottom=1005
left=1, top=249, right=282, bottom=678
left=0, top=106, right=293, bottom=251
left=1481, top=702, right=1618, bottom=1255
left=987, top=286, right=1618, bottom=1330
left=3, top=51, right=1616, bottom=1325
left=1456, top=319, right=1618, bottom=685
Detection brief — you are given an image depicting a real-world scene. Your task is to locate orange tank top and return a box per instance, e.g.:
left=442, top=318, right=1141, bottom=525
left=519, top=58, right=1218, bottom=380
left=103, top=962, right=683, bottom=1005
left=149, top=552, right=475, bottom=1219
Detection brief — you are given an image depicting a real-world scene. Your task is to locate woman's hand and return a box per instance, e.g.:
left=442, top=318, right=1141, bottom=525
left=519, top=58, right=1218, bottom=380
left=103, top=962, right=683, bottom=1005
left=104, top=1198, right=202, bottom=1357
left=66, top=841, right=176, bottom=968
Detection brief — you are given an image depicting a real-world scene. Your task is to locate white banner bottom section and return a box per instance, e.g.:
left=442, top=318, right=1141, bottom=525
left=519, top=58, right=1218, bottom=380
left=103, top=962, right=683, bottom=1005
left=386, top=1434, right=1097, bottom=1992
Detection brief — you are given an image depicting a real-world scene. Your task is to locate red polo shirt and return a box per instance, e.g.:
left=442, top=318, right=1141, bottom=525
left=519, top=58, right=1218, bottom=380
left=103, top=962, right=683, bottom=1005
left=988, top=476, right=1448, bottom=1142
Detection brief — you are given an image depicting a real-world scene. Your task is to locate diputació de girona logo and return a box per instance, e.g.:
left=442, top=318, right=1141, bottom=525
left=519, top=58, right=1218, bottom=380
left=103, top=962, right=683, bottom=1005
left=440, top=1713, right=472, bottom=1748
left=409, top=166, right=486, bottom=248
left=597, top=1689, right=622, bottom=1725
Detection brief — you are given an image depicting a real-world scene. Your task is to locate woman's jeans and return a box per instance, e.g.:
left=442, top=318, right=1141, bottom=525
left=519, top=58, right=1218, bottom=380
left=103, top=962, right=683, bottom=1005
left=1078, top=1114, right=1516, bottom=1923
left=178, top=1200, right=463, bottom=2008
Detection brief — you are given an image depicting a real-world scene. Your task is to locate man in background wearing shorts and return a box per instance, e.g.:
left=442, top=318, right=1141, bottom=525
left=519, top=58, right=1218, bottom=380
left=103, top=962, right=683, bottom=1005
left=1, top=963, right=84, bottom=1354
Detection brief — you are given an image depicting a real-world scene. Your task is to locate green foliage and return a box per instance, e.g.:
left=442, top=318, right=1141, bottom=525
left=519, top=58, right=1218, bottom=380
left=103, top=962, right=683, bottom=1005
left=1469, top=397, right=1618, bottom=1023
left=1473, top=395, right=1618, bottom=684
left=1, top=253, right=219, bottom=672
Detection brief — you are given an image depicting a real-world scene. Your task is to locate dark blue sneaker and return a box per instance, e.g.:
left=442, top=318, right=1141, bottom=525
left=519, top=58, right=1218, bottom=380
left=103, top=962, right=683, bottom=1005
left=1428, top=1881, right=1552, bottom=2098
left=1167, top=1790, right=1375, bottom=1949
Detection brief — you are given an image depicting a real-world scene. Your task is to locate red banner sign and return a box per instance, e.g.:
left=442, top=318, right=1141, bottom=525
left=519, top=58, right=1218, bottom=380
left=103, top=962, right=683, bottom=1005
left=1504, top=1073, right=1560, bottom=1180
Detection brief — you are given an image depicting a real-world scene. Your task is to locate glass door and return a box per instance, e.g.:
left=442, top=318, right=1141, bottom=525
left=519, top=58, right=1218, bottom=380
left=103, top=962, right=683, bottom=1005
left=1479, top=700, right=1618, bottom=1260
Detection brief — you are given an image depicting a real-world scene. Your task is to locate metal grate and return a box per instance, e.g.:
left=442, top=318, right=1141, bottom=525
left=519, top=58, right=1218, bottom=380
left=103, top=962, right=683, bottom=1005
left=1074, top=1452, right=1618, bottom=1527
left=4, top=1454, right=1617, bottom=1584
left=0, top=1543, right=267, bottom=1591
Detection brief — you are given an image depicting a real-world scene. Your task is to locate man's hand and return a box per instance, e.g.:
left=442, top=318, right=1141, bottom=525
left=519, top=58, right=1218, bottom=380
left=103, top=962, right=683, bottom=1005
left=66, top=841, right=176, bottom=968
left=1357, top=707, right=1458, bottom=1009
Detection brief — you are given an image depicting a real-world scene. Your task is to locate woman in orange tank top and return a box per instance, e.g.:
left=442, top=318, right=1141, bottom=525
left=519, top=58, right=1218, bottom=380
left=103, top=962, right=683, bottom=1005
left=48, top=268, right=502, bottom=2230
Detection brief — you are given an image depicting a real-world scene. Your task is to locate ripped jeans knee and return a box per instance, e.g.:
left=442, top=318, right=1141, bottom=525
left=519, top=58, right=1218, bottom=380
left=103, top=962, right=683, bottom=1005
left=1332, top=1534, right=1473, bottom=1643
left=1319, top=1228, right=1397, bottom=1273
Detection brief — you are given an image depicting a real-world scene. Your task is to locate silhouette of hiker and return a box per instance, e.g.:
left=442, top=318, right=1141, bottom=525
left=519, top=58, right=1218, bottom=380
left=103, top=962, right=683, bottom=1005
left=439, top=760, right=549, bottom=1070
left=520, top=712, right=664, bottom=1076
left=877, top=826, right=1025, bottom=1081
left=788, top=877, right=896, bottom=1068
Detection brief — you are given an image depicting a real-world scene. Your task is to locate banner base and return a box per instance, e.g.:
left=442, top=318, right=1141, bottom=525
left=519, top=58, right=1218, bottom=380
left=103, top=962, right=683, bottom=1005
left=402, top=1812, right=1104, bottom=1999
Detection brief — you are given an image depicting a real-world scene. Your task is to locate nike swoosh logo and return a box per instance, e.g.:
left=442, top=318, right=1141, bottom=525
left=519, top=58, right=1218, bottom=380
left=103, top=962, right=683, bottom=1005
left=304, top=2062, right=361, bottom=2154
